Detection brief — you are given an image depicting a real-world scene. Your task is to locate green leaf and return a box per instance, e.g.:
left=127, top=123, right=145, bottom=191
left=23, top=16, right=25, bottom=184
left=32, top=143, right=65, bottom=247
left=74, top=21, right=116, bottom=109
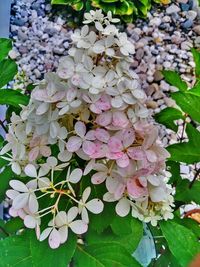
left=166, top=161, right=181, bottom=185
left=162, top=70, right=188, bottom=91
left=154, top=107, right=183, bottom=131
left=160, top=220, right=200, bottom=267
left=0, top=59, right=18, bottom=88
left=0, top=38, right=12, bottom=61
left=0, top=89, right=29, bottom=107
left=175, top=179, right=200, bottom=205
left=51, top=0, right=71, bottom=4
left=151, top=248, right=181, bottom=267
left=186, top=83, right=200, bottom=97
left=0, top=230, right=77, bottom=267
left=111, top=215, right=143, bottom=252
left=90, top=202, right=115, bottom=233
left=167, top=124, right=200, bottom=164
left=191, top=48, right=200, bottom=77
left=0, top=167, right=14, bottom=202
left=74, top=242, right=141, bottom=267
left=0, top=157, right=8, bottom=168
left=0, top=135, right=3, bottom=148
left=4, top=218, right=24, bottom=234
left=171, top=92, right=200, bottom=123
left=180, top=218, right=200, bottom=239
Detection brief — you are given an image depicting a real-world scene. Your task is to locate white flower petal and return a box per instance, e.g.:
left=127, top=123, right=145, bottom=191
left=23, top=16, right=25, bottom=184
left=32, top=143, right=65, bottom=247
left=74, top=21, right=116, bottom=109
left=55, top=211, right=67, bottom=227
left=115, top=198, right=130, bottom=217
left=28, top=194, right=39, bottom=213
left=70, top=220, right=88, bottom=234
left=11, top=162, right=21, bottom=175
left=24, top=164, right=37, bottom=178
left=24, top=215, right=37, bottom=229
left=12, top=193, right=29, bottom=210
left=58, top=226, right=68, bottom=244
left=49, top=229, right=61, bottom=249
left=40, top=227, right=52, bottom=241
left=81, top=207, right=89, bottom=224
left=67, top=206, right=79, bottom=222
left=6, top=189, right=19, bottom=199
left=69, top=168, right=83, bottom=184
left=86, top=199, right=104, bottom=214
left=82, top=187, right=91, bottom=203
left=9, top=180, right=28, bottom=192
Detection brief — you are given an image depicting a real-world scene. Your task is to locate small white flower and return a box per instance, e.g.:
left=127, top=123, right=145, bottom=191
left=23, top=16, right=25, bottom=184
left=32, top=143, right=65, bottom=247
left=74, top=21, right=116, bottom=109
left=79, top=187, right=104, bottom=223
left=7, top=180, right=38, bottom=213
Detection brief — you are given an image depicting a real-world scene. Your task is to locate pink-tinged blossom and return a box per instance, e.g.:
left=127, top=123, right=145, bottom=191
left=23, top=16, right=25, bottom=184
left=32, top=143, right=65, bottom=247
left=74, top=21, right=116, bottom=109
left=29, top=136, right=51, bottom=161
left=66, top=121, right=96, bottom=155
left=95, top=110, right=130, bottom=129
left=107, top=128, right=135, bottom=167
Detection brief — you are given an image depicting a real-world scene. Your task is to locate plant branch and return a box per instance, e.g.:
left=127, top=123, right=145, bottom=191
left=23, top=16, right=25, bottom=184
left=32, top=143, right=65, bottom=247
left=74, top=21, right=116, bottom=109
left=189, top=167, right=200, bottom=189
left=0, top=120, right=7, bottom=133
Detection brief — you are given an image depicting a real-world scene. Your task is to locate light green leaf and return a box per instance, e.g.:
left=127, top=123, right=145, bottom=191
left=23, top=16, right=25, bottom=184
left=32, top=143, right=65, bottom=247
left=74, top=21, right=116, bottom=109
left=167, top=124, right=200, bottom=164
left=0, top=38, right=12, bottom=61
left=0, top=89, right=29, bottom=107
left=172, top=92, right=200, bottom=123
left=74, top=242, right=141, bottom=267
left=0, top=230, right=77, bottom=267
left=160, top=220, right=200, bottom=267
left=191, top=48, right=200, bottom=76
left=0, top=59, right=18, bottom=88
left=163, top=70, right=188, bottom=92
left=175, top=179, right=200, bottom=205
left=51, top=0, right=70, bottom=4
left=154, top=107, right=183, bottom=131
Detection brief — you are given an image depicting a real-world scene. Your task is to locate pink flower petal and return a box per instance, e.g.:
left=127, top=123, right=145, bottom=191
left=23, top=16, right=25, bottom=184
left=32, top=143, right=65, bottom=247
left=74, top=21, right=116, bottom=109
left=114, top=184, right=126, bottom=199
left=95, top=111, right=112, bottom=127
left=145, top=150, right=157, bottom=163
left=108, top=136, right=123, bottom=153
left=95, top=128, right=110, bottom=143
left=82, top=140, right=97, bottom=155
left=116, top=154, right=130, bottom=168
left=29, top=147, right=40, bottom=161
left=97, top=95, right=111, bottom=111
left=127, top=178, right=148, bottom=199
left=121, top=128, right=135, bottom=148
left=40, top=146, right=51, bottom=157
left=127, top=147, right=145, bottom=160
left=91, top=172, right=107, bottom=184
left=75, top=121, right=86, bottom=138
left=85, top=130, right=96, bottom=141
left=66, top=136, right=82, bottom=152
left=112, top=111, right=129, bottom=128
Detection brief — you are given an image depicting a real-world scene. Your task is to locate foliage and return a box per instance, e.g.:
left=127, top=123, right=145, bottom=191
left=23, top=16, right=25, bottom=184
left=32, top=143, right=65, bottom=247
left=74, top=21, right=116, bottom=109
left=153, top=48, right=200, bottom=266
left=51, top=0, right=165, bottom=22
left=0, top=19, right=200, bottom=267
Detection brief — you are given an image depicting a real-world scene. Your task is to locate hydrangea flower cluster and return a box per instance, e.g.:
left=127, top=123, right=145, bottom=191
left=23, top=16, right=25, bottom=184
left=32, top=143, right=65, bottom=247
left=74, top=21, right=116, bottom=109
left=1, top=10, right=174, bottom=249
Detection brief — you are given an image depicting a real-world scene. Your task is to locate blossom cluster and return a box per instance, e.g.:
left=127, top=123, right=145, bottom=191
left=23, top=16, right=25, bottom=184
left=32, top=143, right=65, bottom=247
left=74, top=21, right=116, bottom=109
left=1, top=10, right=174, bottom=249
